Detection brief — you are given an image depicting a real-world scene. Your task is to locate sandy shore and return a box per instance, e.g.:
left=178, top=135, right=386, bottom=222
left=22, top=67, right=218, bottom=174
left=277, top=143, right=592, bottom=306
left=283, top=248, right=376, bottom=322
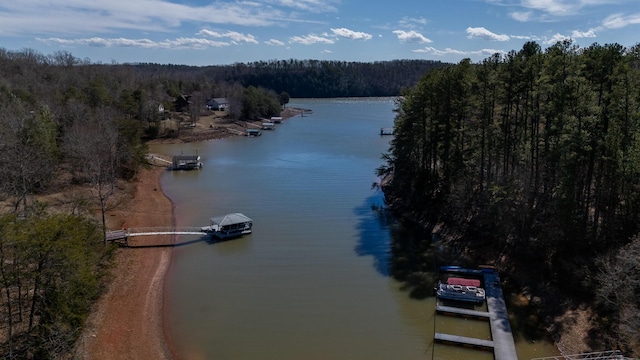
left=75, top=167, right=175, bottom=360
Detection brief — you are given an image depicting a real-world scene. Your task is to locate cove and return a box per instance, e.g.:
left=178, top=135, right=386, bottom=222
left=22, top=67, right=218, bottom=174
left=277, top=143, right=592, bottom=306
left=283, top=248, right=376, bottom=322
left=150, top=97, right=559, bottom=359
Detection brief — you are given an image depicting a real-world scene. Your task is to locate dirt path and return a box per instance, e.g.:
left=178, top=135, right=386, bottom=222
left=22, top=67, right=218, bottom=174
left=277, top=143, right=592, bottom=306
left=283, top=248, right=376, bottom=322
left=75, top=167, right=174, bottom=360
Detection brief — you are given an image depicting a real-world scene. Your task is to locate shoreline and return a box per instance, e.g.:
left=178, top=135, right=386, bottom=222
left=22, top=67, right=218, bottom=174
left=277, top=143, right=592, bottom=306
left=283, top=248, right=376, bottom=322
left=75, top=167, right=175, bottom=360
left=76, top=107, right=309, bottom=359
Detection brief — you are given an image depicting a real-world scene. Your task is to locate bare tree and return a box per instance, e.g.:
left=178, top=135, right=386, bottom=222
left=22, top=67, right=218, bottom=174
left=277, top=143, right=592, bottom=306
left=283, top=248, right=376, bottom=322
left=596, top=236, right=640, bottom=355
left=189, top=91, right=206, bottom=123
left=63, top=109, right=120, bottom=243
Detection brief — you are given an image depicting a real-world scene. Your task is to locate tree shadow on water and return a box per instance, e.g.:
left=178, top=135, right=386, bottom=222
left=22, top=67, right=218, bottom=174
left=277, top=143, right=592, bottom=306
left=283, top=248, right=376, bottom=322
left=353, top=192, right=439, bottom=299
left=353, top=193, right=392, bottom=277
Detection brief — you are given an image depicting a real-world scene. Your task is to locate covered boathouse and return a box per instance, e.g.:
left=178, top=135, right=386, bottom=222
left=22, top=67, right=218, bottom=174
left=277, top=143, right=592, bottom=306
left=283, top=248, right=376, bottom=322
left=201, top=213, right=253, bottom=239
left=172, top=155, right=202, bottom=170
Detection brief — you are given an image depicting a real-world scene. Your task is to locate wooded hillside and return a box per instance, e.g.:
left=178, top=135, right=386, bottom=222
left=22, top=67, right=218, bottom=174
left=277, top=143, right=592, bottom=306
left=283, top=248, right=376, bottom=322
left=379, top=40, right=640, bottom=355
left=131, top=59, right=447, bottom=98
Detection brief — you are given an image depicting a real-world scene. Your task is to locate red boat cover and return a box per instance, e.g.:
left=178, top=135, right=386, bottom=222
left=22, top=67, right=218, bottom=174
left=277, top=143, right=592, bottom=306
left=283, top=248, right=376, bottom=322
left=447, top=277, right=481, bottom=287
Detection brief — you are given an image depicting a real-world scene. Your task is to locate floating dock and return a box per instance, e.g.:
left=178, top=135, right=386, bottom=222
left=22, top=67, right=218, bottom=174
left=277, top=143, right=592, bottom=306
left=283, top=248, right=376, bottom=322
left=436, top=305, right=490, bottom=320
left=434, top=266, right=518, bottom=360
left=434, top=332, right=494, bottom=351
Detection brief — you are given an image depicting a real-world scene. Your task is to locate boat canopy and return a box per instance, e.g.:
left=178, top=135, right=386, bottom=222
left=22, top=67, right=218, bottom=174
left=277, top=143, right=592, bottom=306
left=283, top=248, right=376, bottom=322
left=447, top=277, right=481, bottom=287
left=209, top=213, right=252, bottom=227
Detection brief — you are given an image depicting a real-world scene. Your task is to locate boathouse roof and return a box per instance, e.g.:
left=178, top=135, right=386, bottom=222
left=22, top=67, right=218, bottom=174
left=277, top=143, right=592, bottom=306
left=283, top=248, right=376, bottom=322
left=210, top=213, right=252, bottom=226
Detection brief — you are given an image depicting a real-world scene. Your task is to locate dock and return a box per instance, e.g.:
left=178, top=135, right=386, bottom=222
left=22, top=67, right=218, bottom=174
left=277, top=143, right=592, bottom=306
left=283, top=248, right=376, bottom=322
left=436, top=305, right=490, bottom=320
left=434, top=267, right=518, bottom=360
left=105, top=213, right=252, bottom=246
left=171, top=155, right=202, bottom=170
left=434, top=332, right=494, bottom=351
left=105, top=226, right=207, bottom=247
left=483, top=268, right=518, bottom=360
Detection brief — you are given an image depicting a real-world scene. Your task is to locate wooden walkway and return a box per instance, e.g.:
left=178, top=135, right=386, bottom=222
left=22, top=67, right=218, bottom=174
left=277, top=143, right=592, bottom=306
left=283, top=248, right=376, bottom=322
left=436, top=305, right=490, bottom=320
left=105, top=227, right=208, bottom=247
left=483, top=269, right=518, bottom=360
left=434, top=332, right=494, bottom=351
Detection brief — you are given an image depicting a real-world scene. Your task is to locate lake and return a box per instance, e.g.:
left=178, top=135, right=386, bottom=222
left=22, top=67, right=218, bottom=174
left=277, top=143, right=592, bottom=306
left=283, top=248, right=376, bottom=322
left=150, top=97, right=559, bottom=359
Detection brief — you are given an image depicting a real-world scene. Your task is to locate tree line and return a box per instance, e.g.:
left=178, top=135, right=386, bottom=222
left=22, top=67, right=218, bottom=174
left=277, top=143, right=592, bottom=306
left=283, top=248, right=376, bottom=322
left=379, top=40, right=640, bottom=355
left=132, top=59, right=447, bottom=98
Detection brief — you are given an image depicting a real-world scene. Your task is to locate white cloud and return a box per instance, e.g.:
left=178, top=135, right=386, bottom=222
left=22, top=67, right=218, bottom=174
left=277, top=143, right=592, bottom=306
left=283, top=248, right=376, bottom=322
left=602, top=13, right=640, bottom=29
left=413, top=47, right=468, bottom=56
left=289, top=34, right=335, bottom=45
left=392, top=30, right=432, bottom=44
left=330, top=28, right=372, bottom=40
left=0, top=0, right=296, bottom=36
left=466, top=27, right=510, bottom=41
left=475, top=48, right=507, bottom=57
left=274, top=0, right=339, bottom=13
left=197, top=30, right=258, bottom=44
left=520, top=0, right=578, bottom=16
left=498, top=0, right=629, bottom=22
left=571, top=29, right=597, bottom=38
left=544, top=33, right=571, bottom=44
left=510, top=11, right=532, bottom=22
left=510, top=34, right=540, bottom=40
left=398, top=16, right=428, bottom=29
left=265, top=39, right=285, bottom=46
left=37, top=36, right=230, bottom=49
left=413, top=46, right=506, bottom=57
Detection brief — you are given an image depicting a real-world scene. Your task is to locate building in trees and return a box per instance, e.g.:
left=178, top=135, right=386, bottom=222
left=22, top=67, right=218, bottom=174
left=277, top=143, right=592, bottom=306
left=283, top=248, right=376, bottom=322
left=174, top=94, right=192, bottom=112
left=207, top=97, right=228, bottom=111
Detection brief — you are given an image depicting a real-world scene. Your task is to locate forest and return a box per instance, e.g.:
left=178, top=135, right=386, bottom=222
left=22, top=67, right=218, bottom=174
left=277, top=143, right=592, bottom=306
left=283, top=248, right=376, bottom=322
left=379, top=40, right=640, bottom=355
left=133, top=59, right=446, bottom=98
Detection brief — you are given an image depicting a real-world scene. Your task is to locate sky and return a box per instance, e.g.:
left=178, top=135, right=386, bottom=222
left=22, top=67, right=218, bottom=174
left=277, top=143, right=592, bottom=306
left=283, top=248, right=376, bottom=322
left=0, top=0, right=639, bottom=66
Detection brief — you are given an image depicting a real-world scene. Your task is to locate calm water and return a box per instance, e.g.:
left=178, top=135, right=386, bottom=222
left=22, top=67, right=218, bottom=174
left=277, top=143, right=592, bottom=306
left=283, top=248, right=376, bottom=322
left=151, top=98, right=559, bottom=359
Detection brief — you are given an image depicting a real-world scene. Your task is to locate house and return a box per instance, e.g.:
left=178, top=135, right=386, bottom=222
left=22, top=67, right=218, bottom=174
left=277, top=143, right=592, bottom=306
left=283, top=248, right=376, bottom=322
left=207, top=98, right=229, bottom=111
left=174, top=95, right=192, bottom=113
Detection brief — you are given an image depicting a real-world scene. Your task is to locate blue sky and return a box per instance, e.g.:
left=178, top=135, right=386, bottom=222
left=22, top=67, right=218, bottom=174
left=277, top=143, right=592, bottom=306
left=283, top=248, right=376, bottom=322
left=0, top=0, right=638, bottom=66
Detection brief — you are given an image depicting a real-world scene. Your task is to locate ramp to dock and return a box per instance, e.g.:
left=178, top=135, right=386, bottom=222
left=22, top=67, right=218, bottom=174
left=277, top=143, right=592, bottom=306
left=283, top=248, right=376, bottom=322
left=126, top=227, right=204, bottom=237
left=483, top=269, right=518, bottom=360
left=105, top=227, right=208, bottom=246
